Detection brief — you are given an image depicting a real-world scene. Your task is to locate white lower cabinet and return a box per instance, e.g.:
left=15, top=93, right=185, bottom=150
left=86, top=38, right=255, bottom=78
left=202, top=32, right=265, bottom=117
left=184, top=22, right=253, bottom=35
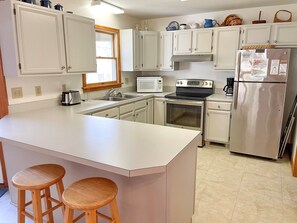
left=205, top=101, right=231, bottom=143
left=135, top=107, right=147, bottom=123
left=120, top=111, right=134, bottom=121
left=92, top=107, right=119, bottom=119
left=119, top=100, right=147, bottom=123
left=147, top=98, right=154, bottom=124
left=154, top=98, right=165, bottom=125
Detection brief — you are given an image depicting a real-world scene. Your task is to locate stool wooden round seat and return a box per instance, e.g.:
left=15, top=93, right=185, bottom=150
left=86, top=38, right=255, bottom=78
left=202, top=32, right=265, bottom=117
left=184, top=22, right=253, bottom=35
left=62, top=177, right=120, bottom=223
left=12, top=164, right=65, bottom=223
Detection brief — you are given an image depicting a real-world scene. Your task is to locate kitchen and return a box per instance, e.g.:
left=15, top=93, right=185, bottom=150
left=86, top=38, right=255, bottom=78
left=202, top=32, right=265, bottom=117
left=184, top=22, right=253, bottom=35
left=1, top=0, right=297, bottom=222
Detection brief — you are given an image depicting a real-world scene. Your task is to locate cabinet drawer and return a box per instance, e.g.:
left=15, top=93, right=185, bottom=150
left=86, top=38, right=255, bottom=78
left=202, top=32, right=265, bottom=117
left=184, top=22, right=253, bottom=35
left=207, top=101, right=231, bottom=111
left=135, top=100, right=147, bottom=110
left=120, top=103, right=134, bottom=114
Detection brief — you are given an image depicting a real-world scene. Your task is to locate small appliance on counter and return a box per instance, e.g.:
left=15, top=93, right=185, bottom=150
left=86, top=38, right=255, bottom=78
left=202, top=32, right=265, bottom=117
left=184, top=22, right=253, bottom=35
left=61, top=90, right=81, bottom=106
left=137, top=77, right=163, bottom=93
left=223, top=77, right=234, bottom=96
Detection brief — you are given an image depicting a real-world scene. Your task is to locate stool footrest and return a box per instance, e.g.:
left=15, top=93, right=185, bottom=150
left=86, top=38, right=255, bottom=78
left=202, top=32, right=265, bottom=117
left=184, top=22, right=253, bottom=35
left=73, top=212, right=85, bottom=223
left=97, top=211, right=113, bottom=222
left=21, top=210, right=34, bottom=220
left=42, top=202, right=63, bottom=217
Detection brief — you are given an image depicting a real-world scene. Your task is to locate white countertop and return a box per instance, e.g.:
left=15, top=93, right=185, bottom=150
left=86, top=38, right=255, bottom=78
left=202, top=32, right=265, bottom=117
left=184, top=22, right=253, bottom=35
left=207, top=94, right=233, bottom=102
left=0, top=98, right=199, bottom=177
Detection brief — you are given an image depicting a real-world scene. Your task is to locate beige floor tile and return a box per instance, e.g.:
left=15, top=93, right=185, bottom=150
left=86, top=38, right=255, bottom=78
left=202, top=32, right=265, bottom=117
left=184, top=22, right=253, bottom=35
left=283, top=198, right=297, bottom=223
left=231, top=190, right=283, bottom=223
left=195, top=180, right=238, bottom=222
left=282, top=176, right=297, bottom=203
left=244, top=158, right=282, bottom=178
left=240, top=172, right=282, bottom=199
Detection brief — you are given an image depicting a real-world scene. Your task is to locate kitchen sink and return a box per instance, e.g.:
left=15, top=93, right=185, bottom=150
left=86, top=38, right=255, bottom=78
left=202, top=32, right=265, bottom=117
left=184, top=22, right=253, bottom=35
left=96, top=94, right=140, bottom=101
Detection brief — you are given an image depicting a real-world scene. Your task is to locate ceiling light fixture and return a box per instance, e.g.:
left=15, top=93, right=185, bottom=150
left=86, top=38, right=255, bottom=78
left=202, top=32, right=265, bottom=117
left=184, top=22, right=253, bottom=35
left=91, top=0, right=124, bottom=14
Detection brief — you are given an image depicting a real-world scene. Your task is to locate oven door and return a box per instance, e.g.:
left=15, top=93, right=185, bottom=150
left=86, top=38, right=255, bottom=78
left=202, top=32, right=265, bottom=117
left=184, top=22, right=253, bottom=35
left=165, top=99, right=204, bottom=130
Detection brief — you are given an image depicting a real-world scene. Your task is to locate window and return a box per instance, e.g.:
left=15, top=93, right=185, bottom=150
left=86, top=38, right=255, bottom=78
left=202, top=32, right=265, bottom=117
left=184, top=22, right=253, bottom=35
left=82, top=25, right=121, bottom=92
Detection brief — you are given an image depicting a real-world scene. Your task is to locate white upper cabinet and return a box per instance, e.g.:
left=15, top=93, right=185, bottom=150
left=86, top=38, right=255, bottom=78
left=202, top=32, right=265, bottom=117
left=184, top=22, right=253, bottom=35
left=192, top=29, right=213, bottom=54
left=159, top=31, right=175, bottom=71
left=0, top=1, right=96, bottom=76
left=120, top=29, right=141, bottom=71
left=173, top=29, right=213, bottom=55
left=241, top=24, right=271, bottom=46
left=173, top=30, right=192, bottom=55
left=273, top=23, right=297, bottom=46
left=140, top=31, right=159, bottom=71
left=15, top=4, right=66, bottom=75
left=213, top=27, right=240, bottom=70
left=63, top=14, right=96, bottom=73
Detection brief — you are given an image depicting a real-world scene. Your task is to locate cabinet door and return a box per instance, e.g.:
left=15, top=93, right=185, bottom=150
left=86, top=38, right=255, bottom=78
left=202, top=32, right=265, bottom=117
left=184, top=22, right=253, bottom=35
left=141, top=31, right=159, bottom=70
left=273, top=23, right=297, bottom=46
left=93, top=107, right=119, bottom=119
left=205, top=110, right=230, bottom=143
left=135, top=107, right=147, bottom=123
left=147, top=98, right=154, bottom=124
left=173, top=31, right=192, bottom=55
left=192, top=29, right=213, bottom=54
left=63, top=14, right=96, bottom=73
left=133, top=30, right=141, bottom=70
left=120, top=111, right=135, bottom=121
left=242, top=25, right=271, bottom=45
left=154, top=98, right=165, bottom=125
left=213, top=27, right=240, bottom=70
left=15, top=4, right=66, bottom=75
left=159, top=32, right=174, bottom=71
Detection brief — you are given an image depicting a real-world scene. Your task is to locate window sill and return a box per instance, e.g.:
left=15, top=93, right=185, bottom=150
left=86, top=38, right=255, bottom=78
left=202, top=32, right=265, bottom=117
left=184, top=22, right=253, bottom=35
left=82, top=83, right=122, bottom=92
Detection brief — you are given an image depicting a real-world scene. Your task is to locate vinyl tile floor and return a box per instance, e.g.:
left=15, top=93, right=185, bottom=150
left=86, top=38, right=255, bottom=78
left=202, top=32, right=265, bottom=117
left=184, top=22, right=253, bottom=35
left=0, top=145, right=297, bottom=223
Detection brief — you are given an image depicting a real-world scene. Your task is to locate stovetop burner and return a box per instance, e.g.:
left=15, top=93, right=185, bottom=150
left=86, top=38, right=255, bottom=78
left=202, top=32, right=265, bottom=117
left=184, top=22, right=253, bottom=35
left=165, top=79, right=214, bottom=101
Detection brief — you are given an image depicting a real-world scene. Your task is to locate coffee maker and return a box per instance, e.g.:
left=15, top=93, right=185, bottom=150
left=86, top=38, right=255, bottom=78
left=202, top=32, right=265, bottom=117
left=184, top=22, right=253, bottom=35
left=223, top=77, right=234, bottom=96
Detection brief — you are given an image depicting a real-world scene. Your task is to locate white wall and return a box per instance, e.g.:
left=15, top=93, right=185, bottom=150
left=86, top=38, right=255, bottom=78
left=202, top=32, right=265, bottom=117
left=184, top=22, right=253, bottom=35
left=4, top=0, right=140, bottom=108
left=145, top=3, right=297, bottom=91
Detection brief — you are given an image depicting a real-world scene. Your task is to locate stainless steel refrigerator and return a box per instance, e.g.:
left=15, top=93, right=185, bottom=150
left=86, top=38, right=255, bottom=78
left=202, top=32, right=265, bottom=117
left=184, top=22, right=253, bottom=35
left=230, top=48, right=297, bottom=159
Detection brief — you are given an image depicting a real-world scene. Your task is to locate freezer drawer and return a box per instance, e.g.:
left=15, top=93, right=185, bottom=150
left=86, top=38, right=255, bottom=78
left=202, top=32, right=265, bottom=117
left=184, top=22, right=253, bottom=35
left=230, top=82, right=286, bottom=159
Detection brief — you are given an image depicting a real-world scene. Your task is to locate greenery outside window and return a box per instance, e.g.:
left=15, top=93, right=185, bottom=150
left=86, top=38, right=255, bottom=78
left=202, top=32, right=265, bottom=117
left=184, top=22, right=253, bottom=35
left=82, top=25, right=121, bottom=92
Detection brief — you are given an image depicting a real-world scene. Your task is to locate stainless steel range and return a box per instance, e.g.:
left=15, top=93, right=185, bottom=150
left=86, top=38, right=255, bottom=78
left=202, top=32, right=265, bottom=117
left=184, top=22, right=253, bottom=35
left=165, top=79, right=214, bottom=147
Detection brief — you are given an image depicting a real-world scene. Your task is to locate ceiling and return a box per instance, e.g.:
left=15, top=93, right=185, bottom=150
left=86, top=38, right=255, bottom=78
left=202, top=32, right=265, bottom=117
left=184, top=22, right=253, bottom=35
left=103, top=0, right=297, bottom=19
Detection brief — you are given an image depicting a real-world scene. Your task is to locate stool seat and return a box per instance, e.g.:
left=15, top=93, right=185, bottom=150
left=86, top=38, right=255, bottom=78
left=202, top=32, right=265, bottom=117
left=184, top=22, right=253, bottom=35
left=63, top=177, right=118, bottom=210
left=12, top=164, right=65, bottom=190
left=63, top=177, right=120, bottom=223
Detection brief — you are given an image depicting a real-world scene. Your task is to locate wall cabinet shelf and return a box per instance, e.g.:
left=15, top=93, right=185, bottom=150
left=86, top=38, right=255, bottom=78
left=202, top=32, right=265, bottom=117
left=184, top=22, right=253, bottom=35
left=0, top=1, right=96, bottom=77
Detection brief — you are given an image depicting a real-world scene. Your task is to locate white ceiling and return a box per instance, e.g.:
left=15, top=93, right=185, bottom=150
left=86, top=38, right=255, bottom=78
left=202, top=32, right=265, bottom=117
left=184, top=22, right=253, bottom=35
left=103, top=0, right=297, bottom=19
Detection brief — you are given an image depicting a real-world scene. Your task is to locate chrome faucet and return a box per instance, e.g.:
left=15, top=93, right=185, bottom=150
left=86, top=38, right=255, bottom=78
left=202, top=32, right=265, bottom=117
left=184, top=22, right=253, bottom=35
left=105, top=88, right=116, bottom=97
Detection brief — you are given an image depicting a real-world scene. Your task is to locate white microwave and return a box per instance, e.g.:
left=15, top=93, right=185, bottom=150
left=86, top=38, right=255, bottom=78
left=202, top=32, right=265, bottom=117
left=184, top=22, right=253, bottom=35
left=137, top=77, right=163, bottom=93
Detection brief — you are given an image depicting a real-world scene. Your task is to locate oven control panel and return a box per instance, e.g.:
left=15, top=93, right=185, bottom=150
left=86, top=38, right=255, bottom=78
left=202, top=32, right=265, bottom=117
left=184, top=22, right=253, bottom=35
left=176, top=79, right=213, bottom=88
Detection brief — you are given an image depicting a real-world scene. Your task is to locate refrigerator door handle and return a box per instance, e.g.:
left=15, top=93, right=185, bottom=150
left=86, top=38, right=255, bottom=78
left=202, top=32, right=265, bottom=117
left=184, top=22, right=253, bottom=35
left=233, top=82, right=239, bottom=110
left=235, top=51, right=241, bottom=81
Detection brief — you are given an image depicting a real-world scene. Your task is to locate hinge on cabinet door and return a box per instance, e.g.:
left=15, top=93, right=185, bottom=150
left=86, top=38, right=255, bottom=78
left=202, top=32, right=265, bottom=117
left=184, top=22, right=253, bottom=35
left=146, top=102, right=148, bottom=105
left=212, top=31, right=214, bottom=36
left=142, top=63, right=143, bottom=67
left=18, top=63, right=21, bottom=70
left=211, top=46, right=213, bottom=50
left=141, top=35, right=143, bottom=39
left=13, top=8, right=16, bottom=15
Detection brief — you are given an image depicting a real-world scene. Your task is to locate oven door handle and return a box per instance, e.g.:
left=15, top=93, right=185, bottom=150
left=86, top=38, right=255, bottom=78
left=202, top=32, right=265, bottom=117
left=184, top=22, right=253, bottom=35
left=165, top=99, right=204, bottom=106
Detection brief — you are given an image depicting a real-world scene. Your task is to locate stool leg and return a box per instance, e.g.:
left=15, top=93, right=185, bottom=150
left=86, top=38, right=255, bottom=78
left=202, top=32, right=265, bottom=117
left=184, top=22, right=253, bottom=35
left=43, top=188, right=54, bottom=223
left=56, top=180, right=65, bottom=213
left=18, top=189, right=26, bottom=223
left=32, top=190, right=43, bottom=223
left=85, top=210, right=97, bottom=223
left=109, top=199, right=120, bottom=223
left=64, top=206, right=74, bottom=223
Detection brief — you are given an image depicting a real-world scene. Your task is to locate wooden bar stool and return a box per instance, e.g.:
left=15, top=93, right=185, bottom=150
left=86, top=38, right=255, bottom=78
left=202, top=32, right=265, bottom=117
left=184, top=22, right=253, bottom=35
left=12, top=164, right=65, bottom=223
left=62, top=177, right=120, bottom=223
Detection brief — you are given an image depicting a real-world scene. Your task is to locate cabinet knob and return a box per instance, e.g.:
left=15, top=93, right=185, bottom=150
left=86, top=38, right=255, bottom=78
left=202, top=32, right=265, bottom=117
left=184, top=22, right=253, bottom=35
left=189, top=48, right=191, bottom=51
left=61, top=66, right=65, bottom=70
left=68, top=66, right=72, bottom=70
left=218, top=105, right=221, bottom=109
left=170, top=65, right=173, bottom=68
left=105, top=114, right=108, bottom=117
left=194, top=48, right=197, bottom=51
left=274, top=40, right=278, bottom=44
left=267, top=40, right=270, bottom=43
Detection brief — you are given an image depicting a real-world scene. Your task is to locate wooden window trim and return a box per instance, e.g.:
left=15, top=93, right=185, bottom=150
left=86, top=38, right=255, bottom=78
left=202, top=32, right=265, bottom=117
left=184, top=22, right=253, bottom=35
left=0, top=50, right=8, bottom=188
left=82, top=25, right=122, bottom=92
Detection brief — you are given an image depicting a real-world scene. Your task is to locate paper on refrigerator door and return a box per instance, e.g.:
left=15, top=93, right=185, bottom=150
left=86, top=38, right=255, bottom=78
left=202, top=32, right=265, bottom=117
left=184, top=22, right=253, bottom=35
left=251, top=58, right=268, bottom=78
left=279, top=63, right=288, bottom=75
left=270, top=59, right=280, bottom=75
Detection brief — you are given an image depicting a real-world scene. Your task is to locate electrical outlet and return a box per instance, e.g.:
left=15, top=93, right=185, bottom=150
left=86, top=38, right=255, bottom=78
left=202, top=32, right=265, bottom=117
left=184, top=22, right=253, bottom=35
left=62, top=84, right=66, bottom=92
left=35, top=86, right=42, bottom=96
left=11, top=87, right=23, bottom=99
left=125, top=78, right=129, bottom=85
